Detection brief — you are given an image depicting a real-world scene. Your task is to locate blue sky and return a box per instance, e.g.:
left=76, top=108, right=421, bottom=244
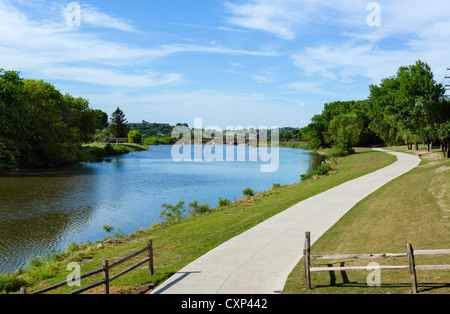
left=1, top=0, right=450, bottom=128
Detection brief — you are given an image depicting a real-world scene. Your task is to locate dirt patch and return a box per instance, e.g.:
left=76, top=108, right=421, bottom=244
left=428, top=167, right=450, bottom=220
left=97, top=236, right=141, bottom=249
left=415, top=151, right=442, bottom=161
left=434, top=166, right=450, bottom=173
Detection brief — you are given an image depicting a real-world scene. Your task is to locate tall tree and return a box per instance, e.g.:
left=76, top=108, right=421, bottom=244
left=108, top=107, right=128, bottom=144
left=370, top=60, right=445, bottom=151
left=327, top=113, right=364, bottom=155
left=0, top=70, right=31, bottom=167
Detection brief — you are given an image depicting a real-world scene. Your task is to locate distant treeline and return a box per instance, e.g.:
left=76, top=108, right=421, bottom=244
left=0, top=70, right=107, bottom=168
left=302, top=60, right=450, bottom=158
left=129, top=123, right=175, bottom=137
left=132, top=124, right=305, bottom=145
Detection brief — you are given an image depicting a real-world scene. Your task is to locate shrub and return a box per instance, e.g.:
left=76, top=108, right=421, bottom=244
left=144, top=136, right=159, bottom=145
left=328, top=146, right=353, bottom=157
left=0, top=273, right=26, bottom=293
left=128, top=130, right=142, bottom=144
left=104, top=143, right=116, bottom=155
left=160, top=201, right=186, bottom=223
left=242, top=188, right=255, bottom=197
left=102, top=225, right=123, bottom=239
left=218, top=197, right=232, bottom=207
left=272, top=183, right=281, bottom=189
left=300, top=161, right=333, bottom=181
left=314, top=163, right=332, bottom=175
left=188, top=200, right=210, bottom=215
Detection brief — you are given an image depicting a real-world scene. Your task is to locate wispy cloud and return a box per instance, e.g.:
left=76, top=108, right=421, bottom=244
left=43, top=67, right=182, bottom=88
left=224, top=0, right=307, bottom=40
left=79, top=4, right=136, bottom=32
left=0, top=1, right=278, bottom=89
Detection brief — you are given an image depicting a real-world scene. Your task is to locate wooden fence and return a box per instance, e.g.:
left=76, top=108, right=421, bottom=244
left=303, top=232, right=450, bottom=293
left=106, top=138, right=129, bottom=144
left=21, top=240, right=154, bottom=295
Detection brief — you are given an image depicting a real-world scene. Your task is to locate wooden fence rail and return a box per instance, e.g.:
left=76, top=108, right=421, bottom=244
left=21, top=240, right=154, bottom=295
left=303, top=232, right=450, bottom=293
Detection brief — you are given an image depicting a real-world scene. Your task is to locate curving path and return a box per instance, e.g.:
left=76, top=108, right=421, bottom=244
left=151, top=148, right=421, bottom=294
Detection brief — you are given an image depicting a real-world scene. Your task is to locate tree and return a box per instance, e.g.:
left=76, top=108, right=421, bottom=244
left=1, top=70, right=105, bottom=168
left=327, top=113, right=364, bottom=155
left=369, top=60, right=448, bottom=157
left=93, top=109, right=109, bottom=130
left=0, top=70, right=31, bottom=167
left=108, top=107, right=128, bottom=144
left=303, top=114, right=327, bottom=149
left=128, top=130, right=142, bottom=144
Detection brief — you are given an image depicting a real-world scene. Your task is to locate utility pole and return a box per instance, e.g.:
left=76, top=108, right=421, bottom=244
left=444, top=68, right=450, bottom=98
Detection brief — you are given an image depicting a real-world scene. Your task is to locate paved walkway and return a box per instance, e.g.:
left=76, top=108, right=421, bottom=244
left=151, top=149, right=421, bottom=294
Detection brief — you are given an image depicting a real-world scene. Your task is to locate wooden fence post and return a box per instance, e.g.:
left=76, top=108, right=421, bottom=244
left=148, top=239, right=154, bottom=276
left=304, top=232, right=311, bottom=290
left=103, top=259, right=110, bottom=295
left=20, top=287, right=27, bottom=294
left=407, top=243, right=418, bottom=294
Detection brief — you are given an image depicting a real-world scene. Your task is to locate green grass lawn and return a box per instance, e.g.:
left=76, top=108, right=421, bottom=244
left=283, top=148, right=450, bottom=294
left=2, top=148, right=398, bottom=294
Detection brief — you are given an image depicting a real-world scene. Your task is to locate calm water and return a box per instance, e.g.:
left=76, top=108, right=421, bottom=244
left=0, top=145, right=323, bottom=273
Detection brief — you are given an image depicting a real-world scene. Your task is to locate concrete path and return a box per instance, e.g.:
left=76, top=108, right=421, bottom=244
left=151, top=149, right=421, bottom=294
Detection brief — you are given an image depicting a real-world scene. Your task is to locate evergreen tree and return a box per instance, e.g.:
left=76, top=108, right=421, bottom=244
left=108, top=107, right=128, bottom=144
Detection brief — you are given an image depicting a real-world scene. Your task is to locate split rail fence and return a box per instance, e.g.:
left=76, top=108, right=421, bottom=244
left=21, top=240, right=154, bottom=295
left=303, top=232, right=450, bottom=293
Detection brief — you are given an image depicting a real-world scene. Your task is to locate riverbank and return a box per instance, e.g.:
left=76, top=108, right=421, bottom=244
left=0, top=143, right=150, bottom=171
left=81, top=142, right=150, bottom=160
left=1, top=148, right=397, bottom=294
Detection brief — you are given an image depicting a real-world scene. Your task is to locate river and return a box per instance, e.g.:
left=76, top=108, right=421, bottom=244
left=0, top=145, right=323, bottom=273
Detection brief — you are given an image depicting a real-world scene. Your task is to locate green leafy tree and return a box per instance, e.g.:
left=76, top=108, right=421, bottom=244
left=370, top=60, right=446, bottom=152
left=93, top=109, right=108, bottom=130
left=0, top=70, right=31, bottom=168
left=128, top=130, right=142, bottom=144
left=327, top=113, right=364, bottom=155
left=242, top=188, right=255, bottom=197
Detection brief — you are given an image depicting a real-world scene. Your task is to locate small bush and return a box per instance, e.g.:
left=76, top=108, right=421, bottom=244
left=328, top=146, right=353, bottom=157
left=300, top=161, right=333, bottom=181
left=103, top=225, right=123, bottom=239
left=314, top=163, right=332, bottom=175
left=218, top=197, right=232, bottom=207
left=0, top=273, right=26, bottom=293
left=128, top=130, right=142, bottom=145
left=104, top=143, right=116, bottom=156
left=160, top=201, right=186, bottom=223
left=188, top=200, right=210, bottom=215
left=242, top=188, right=255, bottom=197
left=272, top=183, right=281, bottom=189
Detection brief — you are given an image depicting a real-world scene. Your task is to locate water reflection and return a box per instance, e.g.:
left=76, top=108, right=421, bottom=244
left=0, top=145, right=323, bottom=273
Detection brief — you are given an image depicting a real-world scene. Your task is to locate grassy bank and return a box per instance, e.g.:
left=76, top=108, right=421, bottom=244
left=1, top=148, right=397, bottom=294
left=283, top=147, right=450, bottom=294
left=81, top=142, right=150, bottom=160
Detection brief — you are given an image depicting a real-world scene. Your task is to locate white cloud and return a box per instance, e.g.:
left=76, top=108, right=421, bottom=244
left=223, top=0, right=367, bottom=40
left=0, top=1, right=279, bottom=89
left=79, top=4, right=135, bottom=32
left=224, top=0, right=306, bottom=40
left=42, top=67, right=182, bottom=88
left=253, top=73, right=274, bottom=83
left=280, top=0, right=450, bottom=84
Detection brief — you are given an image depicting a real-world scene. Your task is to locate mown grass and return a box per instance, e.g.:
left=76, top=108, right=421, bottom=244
left=2, top=148, right=397, bottom=294
left=283, top=147, right=450, bottom=294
